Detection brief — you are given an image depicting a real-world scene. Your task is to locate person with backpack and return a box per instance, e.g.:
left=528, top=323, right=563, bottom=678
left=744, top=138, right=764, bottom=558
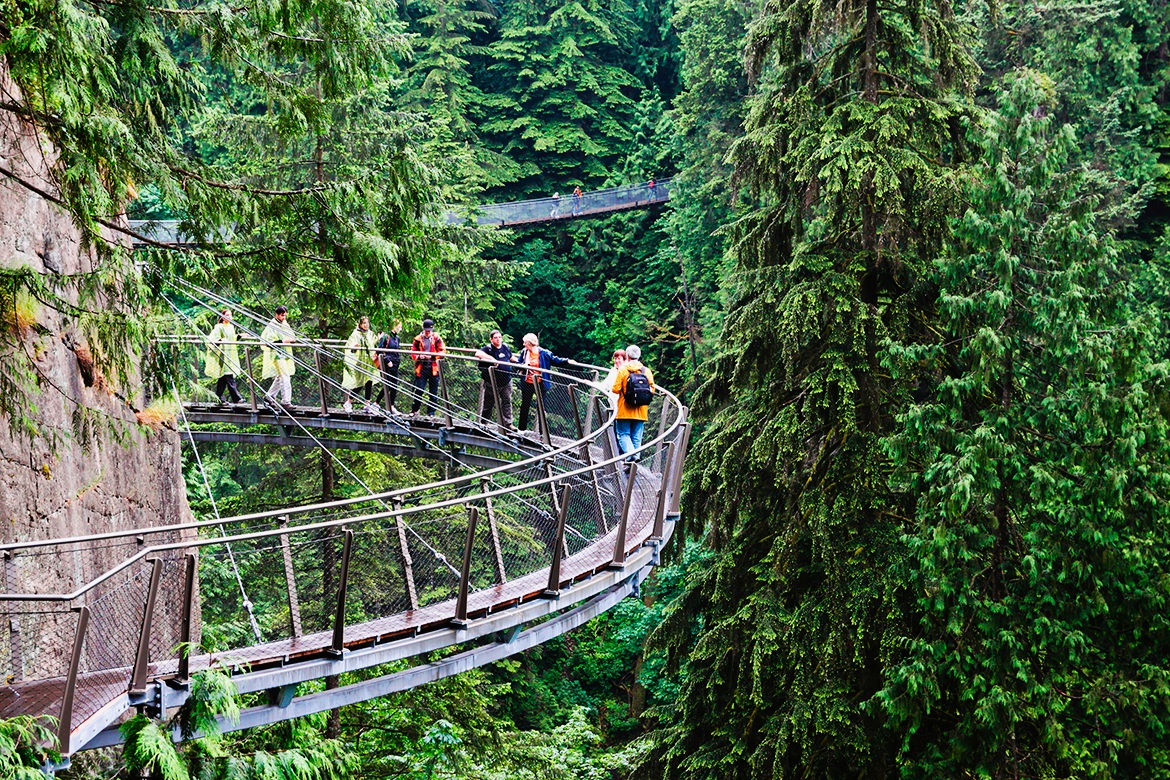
left=611, top=344, right=655, bottom=461
left=513, top=333, right=572, bottom=433
left=410, top=318, right=445, bottom=417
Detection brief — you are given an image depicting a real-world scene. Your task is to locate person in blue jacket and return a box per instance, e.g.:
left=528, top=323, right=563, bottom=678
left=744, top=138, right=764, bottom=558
left=513, top=333, right=572, bottom=432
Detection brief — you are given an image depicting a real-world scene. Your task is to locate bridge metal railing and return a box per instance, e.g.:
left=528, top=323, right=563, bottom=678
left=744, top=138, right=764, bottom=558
left=126, top=178, right=673, bottom=245
left=0, top=349, right=691, bottom=756
left=446, top=178, right=672, bottom=227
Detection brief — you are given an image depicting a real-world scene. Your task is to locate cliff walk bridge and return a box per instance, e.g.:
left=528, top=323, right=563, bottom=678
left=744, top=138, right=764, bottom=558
left=0, top=282, right=690, bottom=766
left=127, top=178, right=672, bottom=245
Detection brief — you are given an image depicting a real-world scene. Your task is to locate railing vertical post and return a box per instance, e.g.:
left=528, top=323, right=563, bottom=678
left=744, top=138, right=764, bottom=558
left=544, top=485, right=573, bottom=597
left=244, top=346, right=258, bottom=413
left=3, top=553, right=23, bottom=682
left=593, top=396, right=619, bottom=480
left=583, top=371, right=599, bottom=433
left=315, top=349, right=329, bottom=415
left=57, top=605, right=90, bottom=756
left=329, top=529, right=353, bottom=656
left=534, top=377, right=552, bottom=447
left=652, top=395, right=670, bottom=472
left=279, top=516, right=302, bottom=638
left=569, top=385, right=584, bottom=440
left=394, top=498, right=419, bottom=611
left=670, top=418, right=692, bottom=516
left=489, top=367, right=505, bottom=430
left=652, top=442, right=674, bottom=541
left=452, top=507, right=479, bottom=626
left=611, top=463, right=638, bottom=568
left=178, top=552, right=197, bottom=682
left=480, top=477, right=507, bottom=584
left=130, top=558, right=163, bottom=694
left=438, top=362, right=454, bottom=428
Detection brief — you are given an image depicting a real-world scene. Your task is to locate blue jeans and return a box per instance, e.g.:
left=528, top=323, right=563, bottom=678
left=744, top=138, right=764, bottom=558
left=615, top=419, right=645, bottom=460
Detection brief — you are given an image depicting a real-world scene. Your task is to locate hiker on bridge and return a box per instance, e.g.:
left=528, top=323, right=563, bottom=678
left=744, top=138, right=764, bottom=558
left=410, top=318, right=445, bottom=417
left=572, top=186, right=583, bottom=216
left=550, top=192, right=561, bottom=218
left=514, top=333, right=572, bottom=433
left=342, top=316, right=379, bottom=414
left=600, top=348, right=627, bottom=409
left=205, top=309, right=242, bottom=404
left=376, top=319, right=403, bottom=414
left=611, top=344, right=655, bottom=462
left=475, top=329, right=516, bottom=432
left=261, top=305, right=296, bottom=407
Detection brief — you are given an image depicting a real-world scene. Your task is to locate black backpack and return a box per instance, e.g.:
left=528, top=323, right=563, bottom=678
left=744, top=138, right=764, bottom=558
left=623, top=368, right=653, bottom=407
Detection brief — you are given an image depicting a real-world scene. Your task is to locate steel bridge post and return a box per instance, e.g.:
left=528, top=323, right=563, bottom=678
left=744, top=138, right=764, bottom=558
left=569, top=385, right=584, bottom=441
left=480, top=477, right=507, bottom=584
left=593, top=397, right=619, bottom=481
left=534, top=377, right=552, bottom=448
left=488, top=367, right=505, bottom=430
left=57, top=605, right=90, bottom=756
left=544, top=484, right=573, bottom=597
left=244, top=346, right=258, bottom=413
left=577, top=432, right=609, bottom=533
left=583, top=371, right=599, bottom=434
left=3, top=552, right=22, bottom=682
left=178, top=552, right=197, bottom=682
left=611, top=463, right=638, bottom=569
left=652, top=441, right=675, bottom=541
left=130, top=558, right=163, bottom=694
left=279, top=516, right=303, bottom=638
left=393, top=498, right=419, bottom=611
left=330, top=530, right=353, bottom=656
left=452, top=507, right=479, bottom=626
left=652, top=395, right=670, bottom=472
left=315, top=350, right=329, bottom=416
left=438, top=362, right=454, bottom=428
left=669, top=417, right=692, bottom=517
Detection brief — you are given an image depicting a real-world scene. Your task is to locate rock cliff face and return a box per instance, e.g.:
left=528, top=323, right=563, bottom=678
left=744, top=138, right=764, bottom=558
left=0, top=61, right=191, bottom=553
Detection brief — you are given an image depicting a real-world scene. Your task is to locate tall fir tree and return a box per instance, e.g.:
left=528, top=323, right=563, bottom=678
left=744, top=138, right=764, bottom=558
left=879, top=70, right=1170, bottom=776
left=645, top=0, right=976, bottom=773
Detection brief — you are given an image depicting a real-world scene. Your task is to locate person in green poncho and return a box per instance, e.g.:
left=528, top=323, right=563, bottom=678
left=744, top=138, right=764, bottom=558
left=261, top=305, right=296, bottom=406
left=205, top=309, right=242, bottom=404
left=342, top=316, right=379, bottom=413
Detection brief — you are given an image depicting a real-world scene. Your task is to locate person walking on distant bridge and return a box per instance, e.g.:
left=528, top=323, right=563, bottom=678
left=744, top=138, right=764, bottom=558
left=475, top=329, right=515, bottom=432
left=376, top=319, right=403, bottom=414
left=410, top=318, right=445, bottom=417
left=205, top=309, right=242, bottom=404
left=514, top=333, right=571, bottom=434
left=261, top=305, right=296, bottom=407
left=611, top=344, right=655, bottom=463
left=599, top=348, right=627, bottom=409
left=572, top=186, right=583, bottom=216
left=647, top=177, right=658, bottom=201
left=550, top=192, right=561, bottom=218
left=343, top=316, right=379, bottom=414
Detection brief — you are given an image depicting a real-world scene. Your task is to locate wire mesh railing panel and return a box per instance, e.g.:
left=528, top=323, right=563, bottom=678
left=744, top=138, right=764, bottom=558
left=348, top=522, right=413, bottom=622
left=0, top=607, right=78, bottom=719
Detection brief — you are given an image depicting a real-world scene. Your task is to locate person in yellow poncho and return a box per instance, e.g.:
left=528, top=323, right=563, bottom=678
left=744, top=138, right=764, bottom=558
left=205, top=309, right=242, bottom=404
left=342, top=316, right=379, bottom=413
left=261, top=305, right=296, bottom=406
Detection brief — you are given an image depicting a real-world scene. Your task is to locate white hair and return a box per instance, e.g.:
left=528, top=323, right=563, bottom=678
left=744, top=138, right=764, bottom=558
left=523, top=333, right=540, bottom=347
left=625, top=344, right=641, bottom=360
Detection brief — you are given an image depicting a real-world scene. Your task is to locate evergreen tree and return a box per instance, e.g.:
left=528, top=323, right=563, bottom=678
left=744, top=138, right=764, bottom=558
left=479, top=0, right=642, bottom=195
left=645, top=0, right=976, bottom=773
left=880, top=70, right=1170, bottom=776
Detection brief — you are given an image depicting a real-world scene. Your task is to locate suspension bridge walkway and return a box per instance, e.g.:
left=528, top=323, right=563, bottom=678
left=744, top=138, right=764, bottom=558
left=0, top=282, right=690, bottom=765
left=126, top=179, right=672, bottom=245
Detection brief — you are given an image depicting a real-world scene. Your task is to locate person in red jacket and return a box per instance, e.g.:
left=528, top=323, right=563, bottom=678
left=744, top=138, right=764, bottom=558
left=410, top=318, right=445, bottom=416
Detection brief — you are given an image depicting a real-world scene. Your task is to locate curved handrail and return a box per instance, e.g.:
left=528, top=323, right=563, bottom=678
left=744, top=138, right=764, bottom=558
left=0, top=352, right=643, bottom=555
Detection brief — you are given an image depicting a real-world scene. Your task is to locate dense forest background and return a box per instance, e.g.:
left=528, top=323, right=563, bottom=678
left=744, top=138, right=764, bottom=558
left=2, top=0, right=1170, bottom=772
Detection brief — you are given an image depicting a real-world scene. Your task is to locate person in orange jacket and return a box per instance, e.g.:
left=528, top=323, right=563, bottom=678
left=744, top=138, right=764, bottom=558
left=611, top=344, right=655, bottom=462
left=410, top=318, right=445, bottom=416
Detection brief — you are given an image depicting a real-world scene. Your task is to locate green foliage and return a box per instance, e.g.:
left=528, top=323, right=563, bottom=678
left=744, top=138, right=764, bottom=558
left=879, top=69, right=1170, bottom=776
left=0, top=715, right=58, bottom=779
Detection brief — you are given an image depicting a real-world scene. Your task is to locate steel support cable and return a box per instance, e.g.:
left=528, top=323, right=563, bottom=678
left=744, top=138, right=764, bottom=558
left=165, top=283, right=583, bottom=530
left=172, top=377, right=264, bottom=643
left=164, top=297, right=464, bottom=579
